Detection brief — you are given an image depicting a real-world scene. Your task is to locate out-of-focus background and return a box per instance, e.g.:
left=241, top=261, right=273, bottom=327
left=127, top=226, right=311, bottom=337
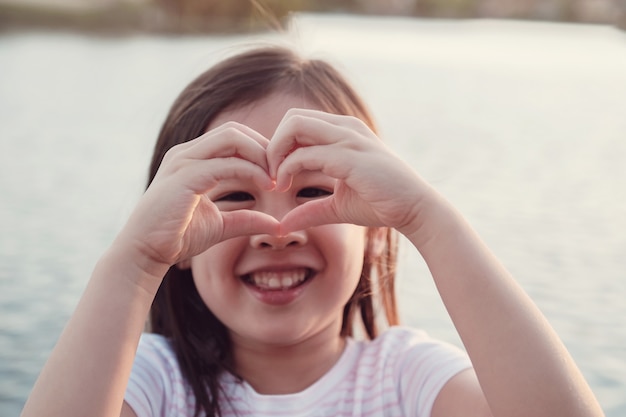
left=0, top=0, right=625, bottom=33
left=1, top=1, right=625, bottom=416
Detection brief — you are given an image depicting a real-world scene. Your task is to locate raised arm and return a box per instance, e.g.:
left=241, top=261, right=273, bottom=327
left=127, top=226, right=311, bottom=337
left=20, top=123, right=280, bottom=417
left=404, top=188, right=605, bottom=417
left=268, top=108, right=605, bottom=417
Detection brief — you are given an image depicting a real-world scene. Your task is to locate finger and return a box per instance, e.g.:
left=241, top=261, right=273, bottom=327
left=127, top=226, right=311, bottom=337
left=278, top=108, right=366, bottom=134
left=278, top=198, right=342, bottom=234
left=177, top=121, right=270, bottom=152
left=175, top=157, right=274, bottom=195
left=191, top=127, right=270, bottom=168
left=268, top=111, right=354, bottom=177
left=220, top=210, right=281, bottom=241
left=274, top=145, right=352, bottom=192
left=169, top=123, right=271, bottom=171
left=209, top=121, right=271, bottom=149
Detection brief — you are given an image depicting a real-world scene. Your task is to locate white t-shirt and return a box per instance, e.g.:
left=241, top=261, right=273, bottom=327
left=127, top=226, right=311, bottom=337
left=125, top=326, right=471, bottom=417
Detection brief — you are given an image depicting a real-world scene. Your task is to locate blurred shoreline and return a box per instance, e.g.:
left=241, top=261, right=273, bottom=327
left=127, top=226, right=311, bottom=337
left=1, top=0, right=624, bottom=35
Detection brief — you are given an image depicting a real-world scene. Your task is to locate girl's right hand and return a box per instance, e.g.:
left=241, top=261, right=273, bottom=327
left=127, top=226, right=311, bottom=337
left=116, top=122, right=280, bottom=271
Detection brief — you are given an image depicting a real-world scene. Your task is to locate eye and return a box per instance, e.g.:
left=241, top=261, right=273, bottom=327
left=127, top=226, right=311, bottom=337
left=214, top=191, right=254, bottom=202
left=297, top=187, right=333, bottom=199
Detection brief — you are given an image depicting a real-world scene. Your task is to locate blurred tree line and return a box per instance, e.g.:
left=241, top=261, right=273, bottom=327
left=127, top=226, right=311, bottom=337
left=147, top=0, right=359, bottom=31
left=151, top=0, right=625, bottom=31
left=1, top=0, right=624, bottom=33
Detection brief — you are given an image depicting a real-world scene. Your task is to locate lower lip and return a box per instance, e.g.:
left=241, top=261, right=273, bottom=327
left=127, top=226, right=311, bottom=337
left=245, top=278, right=311, bottom=306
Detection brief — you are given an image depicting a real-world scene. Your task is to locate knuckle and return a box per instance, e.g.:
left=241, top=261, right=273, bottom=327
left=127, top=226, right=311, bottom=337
left=160, top=145, right=191, bottom=174
left=161, top=145, right=180, bottom=164
left=285, top=107, right=303, bottom=118
left=287, top=113, right=307, bottom=132
left=221, top=121, right=242, bottom=132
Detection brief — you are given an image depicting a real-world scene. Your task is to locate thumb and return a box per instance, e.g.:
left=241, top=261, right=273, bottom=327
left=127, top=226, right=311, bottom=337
left=221, top=210, right=281, bottom=241
left=279, top=198, right=341, bottom=234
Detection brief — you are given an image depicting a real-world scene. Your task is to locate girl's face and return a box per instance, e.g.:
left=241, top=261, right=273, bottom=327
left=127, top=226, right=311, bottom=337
left=190, top=92, right=368, bottom=350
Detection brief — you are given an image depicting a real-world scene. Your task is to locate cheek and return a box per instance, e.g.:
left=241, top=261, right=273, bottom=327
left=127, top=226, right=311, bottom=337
left=190, top=240, right=243, bottom=307
left=323, top=224, right=367, bottom=254
left=318, top=224, right=367, bottom=283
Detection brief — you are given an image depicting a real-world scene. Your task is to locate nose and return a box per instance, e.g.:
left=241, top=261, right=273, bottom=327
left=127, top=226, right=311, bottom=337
left=250, top=230, right=307, bottom=250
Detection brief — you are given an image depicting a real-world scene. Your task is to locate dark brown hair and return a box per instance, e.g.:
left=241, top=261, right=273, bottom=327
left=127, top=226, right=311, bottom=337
left=147, top=45, right=399, bottom=417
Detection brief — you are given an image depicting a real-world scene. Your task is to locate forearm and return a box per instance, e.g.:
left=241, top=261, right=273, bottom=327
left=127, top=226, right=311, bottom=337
left=405, top=192, right=604, bottom=417
left=21, top=244, right=168, bottom=417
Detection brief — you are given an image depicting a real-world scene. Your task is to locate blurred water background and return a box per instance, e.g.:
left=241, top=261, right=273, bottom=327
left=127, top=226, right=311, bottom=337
left=1, top=11, right=626, bottom=417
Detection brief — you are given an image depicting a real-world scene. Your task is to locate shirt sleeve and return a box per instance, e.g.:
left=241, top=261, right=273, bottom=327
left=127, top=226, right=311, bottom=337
left=389, top=327, right=473, bottom=417
left=124, top=333, right=191, bottom=417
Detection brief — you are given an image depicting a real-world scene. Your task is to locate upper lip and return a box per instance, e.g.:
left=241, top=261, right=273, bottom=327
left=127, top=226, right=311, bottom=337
left=238, top=264, right=317, bottom=277
left=236, top=257, right=321, bottom=277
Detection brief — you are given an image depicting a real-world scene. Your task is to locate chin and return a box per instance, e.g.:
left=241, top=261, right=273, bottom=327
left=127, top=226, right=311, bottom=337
left=231, top=320, right=324, bottom=349
left=251, top=326, right=308, bottom=346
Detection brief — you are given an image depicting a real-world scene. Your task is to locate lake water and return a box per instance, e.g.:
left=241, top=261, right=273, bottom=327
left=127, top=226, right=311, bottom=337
left=1, top=13, right=625, bottom=416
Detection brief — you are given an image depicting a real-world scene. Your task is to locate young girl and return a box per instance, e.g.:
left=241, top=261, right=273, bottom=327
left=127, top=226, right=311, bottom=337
left=21, top=46, right=604, bottom=417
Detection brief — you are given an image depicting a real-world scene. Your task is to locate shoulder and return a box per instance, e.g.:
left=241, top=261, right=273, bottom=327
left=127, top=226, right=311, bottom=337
left=135, top=333, right=178, bottom=366
left=361, top=326, right=467, bottom=360
left=370, top=325, right=432, bottom=347
left=125, top=333, right=195, bottom=417
left=353, top=326, right=470, bottom=374
left=372, top=325, right=470, bottom=371
left=358, top=326, right=473, bottom=417
left=132, top=333, right=183, bottom=386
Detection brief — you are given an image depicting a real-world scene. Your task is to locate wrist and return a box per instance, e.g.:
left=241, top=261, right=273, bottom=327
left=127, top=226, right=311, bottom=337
left=399, top=189, right=461, bottom=250
left=98, top=238, right=171, bottom=295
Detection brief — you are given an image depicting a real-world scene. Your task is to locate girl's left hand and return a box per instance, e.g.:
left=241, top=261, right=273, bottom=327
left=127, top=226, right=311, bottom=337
left=267, top=108, right=429, bottom=235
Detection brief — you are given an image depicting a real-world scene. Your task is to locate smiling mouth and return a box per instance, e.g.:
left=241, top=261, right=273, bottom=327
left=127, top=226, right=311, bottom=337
left=242, top=268, right=313, bottom=291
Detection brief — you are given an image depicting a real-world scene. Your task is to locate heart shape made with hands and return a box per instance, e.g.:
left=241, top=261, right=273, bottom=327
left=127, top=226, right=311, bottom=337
left=225, top=150, right=383, bottom=239
left=133, top=107, right=406, bottom=268
left=202, top=107, right=402, bottom=239
left=241, top=154, right=341, bottom=236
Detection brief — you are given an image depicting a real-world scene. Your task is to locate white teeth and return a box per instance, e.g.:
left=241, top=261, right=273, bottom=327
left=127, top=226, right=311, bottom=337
left=249, top=269, right=308, bottom=290
left=268, top=277, right=280, bottom=289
